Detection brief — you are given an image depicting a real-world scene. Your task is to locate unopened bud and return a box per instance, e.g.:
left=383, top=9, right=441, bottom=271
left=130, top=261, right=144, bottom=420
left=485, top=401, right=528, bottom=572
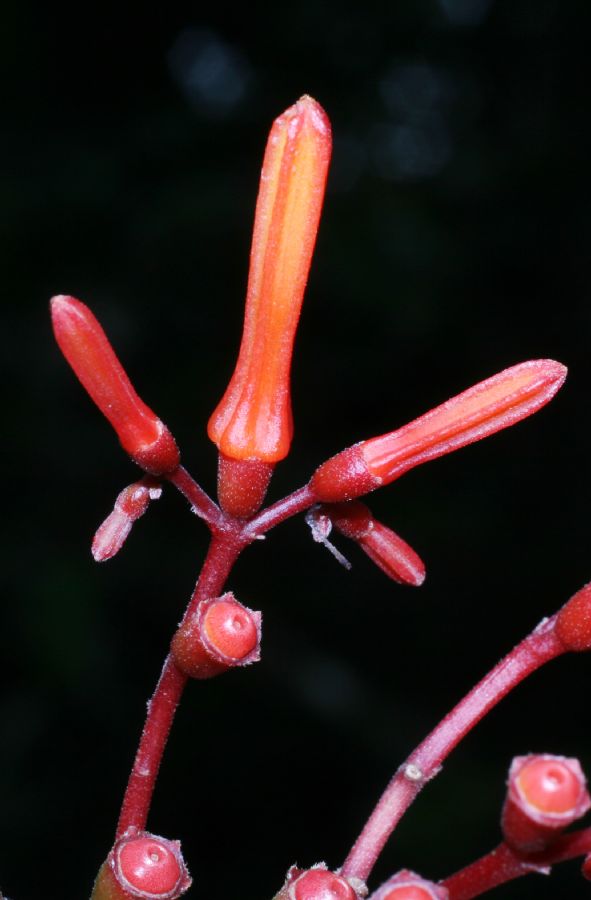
left=310, top=361, right=566, bottom=503
left=208, top=96, right=331, bottom=467
left=324, top=502, right=425, bottom=586
left=555, top=582, right=591, bottom=652
left=92, top=479, right=161, bottom=561
left=51, top=295, right=180, bottom=475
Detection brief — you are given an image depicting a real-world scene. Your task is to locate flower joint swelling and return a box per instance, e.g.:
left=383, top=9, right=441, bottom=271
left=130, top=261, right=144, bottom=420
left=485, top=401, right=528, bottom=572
left=208, top=96, right=332, bottom=517
left=501, top=755, right=591, bottom=853
left=310, top=360, right=566, bottom=503
left=51, top=295, right=180, bottom=475
left=171, top=592, right=261, bottom=679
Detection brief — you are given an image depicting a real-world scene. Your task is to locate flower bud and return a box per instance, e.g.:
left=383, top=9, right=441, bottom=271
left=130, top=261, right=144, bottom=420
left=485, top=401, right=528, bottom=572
left=91, top=829, right=191, bottom=899
left=171, top=592, right=261, bottom=679
left=555, top=582, right=591, bottom=651
left=51, top=295, right=180, bottom=475
left=501, top=754, right=591, bottom=854
left=208, top=95, right=331, bottom=473
left=92, top=479, right=162, bottom=562
left=324, top=502, right=425, bottom=586
left=368, top=870, right=448, bottom=900
left=310, top=360, right=566, bottom=503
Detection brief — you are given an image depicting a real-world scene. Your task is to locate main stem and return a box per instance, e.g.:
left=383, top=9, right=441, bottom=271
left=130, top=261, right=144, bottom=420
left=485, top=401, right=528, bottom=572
left=115, top=473, right=317, bottom=838
left=340, top=617, right=566, bottom=882
left=116, top=530, right=243, bottom=837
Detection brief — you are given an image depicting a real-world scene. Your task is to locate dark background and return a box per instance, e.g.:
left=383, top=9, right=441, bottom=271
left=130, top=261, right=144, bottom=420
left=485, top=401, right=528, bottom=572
left=2, top=1, right=591, bottom=897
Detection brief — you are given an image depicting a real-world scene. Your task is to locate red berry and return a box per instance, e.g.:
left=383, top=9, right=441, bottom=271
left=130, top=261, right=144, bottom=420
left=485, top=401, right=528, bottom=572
left=291, top=869, right=357, bottom=900
left=368, top=871, right=447, bottom=900
left=202, top=597, right=259, bottom=660
left=108, top=831, right=191, bottom=898
left=515, top=756, right=583, bottom=815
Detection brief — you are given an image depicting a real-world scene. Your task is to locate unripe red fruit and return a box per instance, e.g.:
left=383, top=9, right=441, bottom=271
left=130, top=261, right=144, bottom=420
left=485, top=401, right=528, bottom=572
left=501, top=754, right=590, bottom=854
left=368, top=871, right=447, bottom=900
left=171, top=592, right=261, bottom=678
left=516, top=757, right=582, bottom=814
left=117, top=837, right=182, bottom=896
left=202, top=597, right=259, bottom=659
left=91, top=830, right=191, bottom=899
left=555, top=582, right=591, bottom=651
left=382, top=888, right=434, bottom=900
left=291, top=868, right=357, bottom=900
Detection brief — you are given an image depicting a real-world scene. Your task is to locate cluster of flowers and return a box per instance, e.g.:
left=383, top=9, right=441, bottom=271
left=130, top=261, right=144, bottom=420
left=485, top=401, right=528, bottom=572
left=50, top=97, right=591, bottom=899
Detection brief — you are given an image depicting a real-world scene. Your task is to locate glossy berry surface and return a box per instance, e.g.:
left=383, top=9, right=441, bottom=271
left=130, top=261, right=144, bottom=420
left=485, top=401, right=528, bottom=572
left=292, top=869, right=357, bottom=900
left=117, top=836, right=182, bottom=896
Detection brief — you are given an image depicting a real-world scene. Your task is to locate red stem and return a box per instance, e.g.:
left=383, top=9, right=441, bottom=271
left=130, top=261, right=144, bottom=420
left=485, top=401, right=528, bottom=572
left=166, top=465, right=224, bottom=529
left=246, top=484, right=316, bottom=535
left=116, top=531, right=243, bottom=837
left=340, top=617, right=566, bottom=882
left=442, top=828, right=591, bottom=899
left=115, top=475, right=317, bottom=837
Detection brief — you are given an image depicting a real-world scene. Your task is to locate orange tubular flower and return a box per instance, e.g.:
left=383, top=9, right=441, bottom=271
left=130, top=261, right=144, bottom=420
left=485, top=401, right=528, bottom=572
left=208, top=96, right=331, bottom=516
left=51, top=295, right=180, bottom=475
left=310, top=360, right=566, bottom=503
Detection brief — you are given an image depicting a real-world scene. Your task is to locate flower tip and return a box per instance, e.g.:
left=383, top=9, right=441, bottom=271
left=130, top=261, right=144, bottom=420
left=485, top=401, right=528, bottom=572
left=555, top=582, right=591, bottom=651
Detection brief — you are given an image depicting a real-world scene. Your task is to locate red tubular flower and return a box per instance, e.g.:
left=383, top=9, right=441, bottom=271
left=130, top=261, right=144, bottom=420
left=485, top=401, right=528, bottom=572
left=207, top=95, right=332, bottom=516
left=91, top=829, right=191, bottom=899
left=323, top=501, right=426, bottom=586
left=367, top=870, right=448, bottom=900
left=310, top=360, right=566, bottom=503
left=92, top=478, right=162, bottom=562
left=171, top=592, right=261, bottom=679
left=554, top=582, right=591, bottom=651
left=51, top=295, right=180, bottom=475
left=501, top=754, right=591, bottom=854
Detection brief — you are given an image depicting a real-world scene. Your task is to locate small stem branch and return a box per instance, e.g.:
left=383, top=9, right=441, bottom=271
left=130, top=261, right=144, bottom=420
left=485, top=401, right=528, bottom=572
left=340, top=617, right=566, bottom=882
left=442, top=828, right=591, bottom=899
left=167, top=465, right=223, bottom=529
left=246, top=483, right=316, bottom=536
left=116, top=531, right=243, bottom=837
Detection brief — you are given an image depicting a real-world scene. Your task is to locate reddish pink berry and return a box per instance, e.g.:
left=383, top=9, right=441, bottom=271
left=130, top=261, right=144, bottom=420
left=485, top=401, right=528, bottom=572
left=91, top=831, right=191, bottom=899
left=368, top=870, right=448, bottom=900
left=502, top=754, right=591, bottom=853
left=171, top=592, right=261, bottom=678
left=290, top=868, right=357, bottom=900
left=555, top=582, right=591, bottom=651
left=582, top=855, right=591, bottom=880
left=201, top=596, right=259, bottom=660
left=51, top=295, right=180, bottom=475
left=310, top=360, right=566, bottom=503
left=117, top=836, right=182, bottom=895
